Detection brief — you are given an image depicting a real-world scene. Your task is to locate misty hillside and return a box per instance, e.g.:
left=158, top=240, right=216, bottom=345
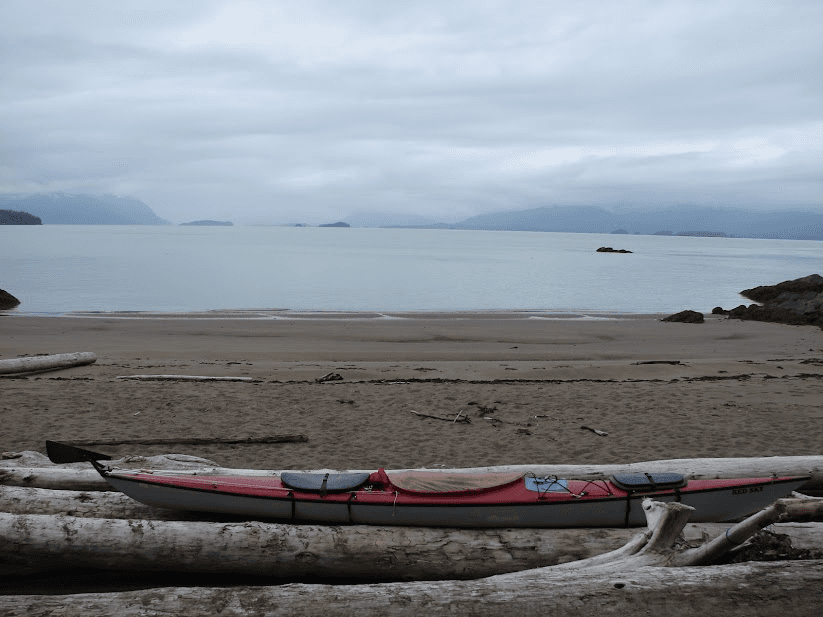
left=0, top=193, right=169, bottom=225
left=442, top=205, right=823, bottom=239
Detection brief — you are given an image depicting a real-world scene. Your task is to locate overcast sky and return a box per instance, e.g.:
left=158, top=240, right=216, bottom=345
left=1, top=1, right=821, bottom=224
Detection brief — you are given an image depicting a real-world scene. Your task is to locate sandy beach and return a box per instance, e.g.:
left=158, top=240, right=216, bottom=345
left=1, top=312, right=821, bottom=471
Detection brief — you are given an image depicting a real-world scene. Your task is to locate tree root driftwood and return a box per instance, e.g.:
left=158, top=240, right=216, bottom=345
left=0, top=352, right=96, bottom=375
left=2, top=500, right=821, bottom=617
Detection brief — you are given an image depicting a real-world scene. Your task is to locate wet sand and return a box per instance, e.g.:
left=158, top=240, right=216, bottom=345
left=2, top=312, right=822, bottom=470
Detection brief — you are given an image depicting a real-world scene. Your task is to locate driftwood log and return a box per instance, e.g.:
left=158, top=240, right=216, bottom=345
left=0, top=352, right=96, bottom=375
left=0, top=511, right=638, bottom=579
left=2, top=562, right=821, bottom=616
left=1, top=507, right=821, bottom=579
left=4, top=563, right=820, bottom=617
left=3, top=454, right=821, bottom=493
left=2, top=501, right=821, bottom=617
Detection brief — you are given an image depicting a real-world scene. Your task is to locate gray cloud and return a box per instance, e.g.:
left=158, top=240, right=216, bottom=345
left=1, top=0, right=821, bottom=224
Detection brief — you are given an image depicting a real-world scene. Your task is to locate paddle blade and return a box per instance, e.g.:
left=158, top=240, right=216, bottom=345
left=46, top=440, right=112, bottom=464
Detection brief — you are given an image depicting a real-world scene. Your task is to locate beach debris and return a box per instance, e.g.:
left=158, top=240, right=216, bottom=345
left=469, top=403, right=498, bottom=417
left=337, top=399, right=355, bottom=405
left=632, top=360, right=684, bottom=365
left=0, top=352, right=96, bottom=376
left=581, top=426, right=608, bottom=437
left=117, top=375, right=254, bottom=382
left=316, top=372, right=344, bottom=383
left=410, top=410, right=471, bottom=424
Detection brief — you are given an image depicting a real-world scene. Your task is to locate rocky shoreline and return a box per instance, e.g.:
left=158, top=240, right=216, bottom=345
left=662, top=274, right=823, bottom=329
left=724, top=274, right=823, bottom=329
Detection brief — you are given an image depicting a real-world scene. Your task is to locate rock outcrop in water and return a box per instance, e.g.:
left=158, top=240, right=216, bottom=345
left=596, top=247, right=633, bottom=253
left=0, top=289, right=21, bottom=310
left=725, top=274, right=823, bottom=329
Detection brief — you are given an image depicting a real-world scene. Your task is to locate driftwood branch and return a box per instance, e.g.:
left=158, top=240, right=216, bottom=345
left=117, top=375, right=254, bottom=382
left=0, top=352, right=96, bottom=375
left=64, top=435, right=308, bottom=447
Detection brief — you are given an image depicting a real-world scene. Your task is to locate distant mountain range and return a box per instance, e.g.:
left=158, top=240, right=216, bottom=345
left=0, top=193, right=169, bottom=225
left=2, top=193, right=820, bottom=239
left=374, top=205, right=823, bottom=240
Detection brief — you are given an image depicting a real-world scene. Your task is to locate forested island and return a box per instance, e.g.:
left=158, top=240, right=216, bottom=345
left=180, top=220, right=233, bottom=226
left=0, top=209, right=41, bottom=225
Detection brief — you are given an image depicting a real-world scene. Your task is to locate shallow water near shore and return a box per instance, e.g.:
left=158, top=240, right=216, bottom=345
left=1, top=225, right=820, bottom=315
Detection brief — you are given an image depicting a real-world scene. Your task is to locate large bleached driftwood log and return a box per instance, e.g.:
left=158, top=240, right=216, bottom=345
left=0, top=511, right=638, bottom=579
left=3, top=501, right=821, bottom=617
left=3, top=453, right=821, bottom=493
left=0, top=352, right=96, bottom=375
left=2, top=506, right=820, bottom=579
left=3, top=563, right=821, bottom=617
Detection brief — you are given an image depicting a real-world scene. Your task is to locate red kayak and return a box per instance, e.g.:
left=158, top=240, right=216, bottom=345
left=46, top=441, right=807, bottom=528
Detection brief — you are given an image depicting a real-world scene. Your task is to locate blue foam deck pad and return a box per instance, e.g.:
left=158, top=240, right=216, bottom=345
left=611, top=472, right=686, bottom=491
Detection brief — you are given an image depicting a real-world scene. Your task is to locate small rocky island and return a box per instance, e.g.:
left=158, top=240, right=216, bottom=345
left=0, top=209, right=41, bottom=225
left=596, top=246, right=633, bottom=253
left=319, top=222, right=351, bottom=228
left=180, top=220, right=233, bottom=226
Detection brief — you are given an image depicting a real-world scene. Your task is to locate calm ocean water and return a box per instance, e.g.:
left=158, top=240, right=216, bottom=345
left=0, top=226, right=820, bottom=315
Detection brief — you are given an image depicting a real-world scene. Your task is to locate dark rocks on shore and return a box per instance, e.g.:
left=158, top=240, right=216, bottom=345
left=719, top=274, right=823, bottom=329
left=661, top=310, right=704, bottom=324
left=0, top=289, right=21, bottom=310
left=596, top=247, right=633, bottom=253
left=711, top=307, right=729, bottom=315
left=0, top=209, right=42, bottom=225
